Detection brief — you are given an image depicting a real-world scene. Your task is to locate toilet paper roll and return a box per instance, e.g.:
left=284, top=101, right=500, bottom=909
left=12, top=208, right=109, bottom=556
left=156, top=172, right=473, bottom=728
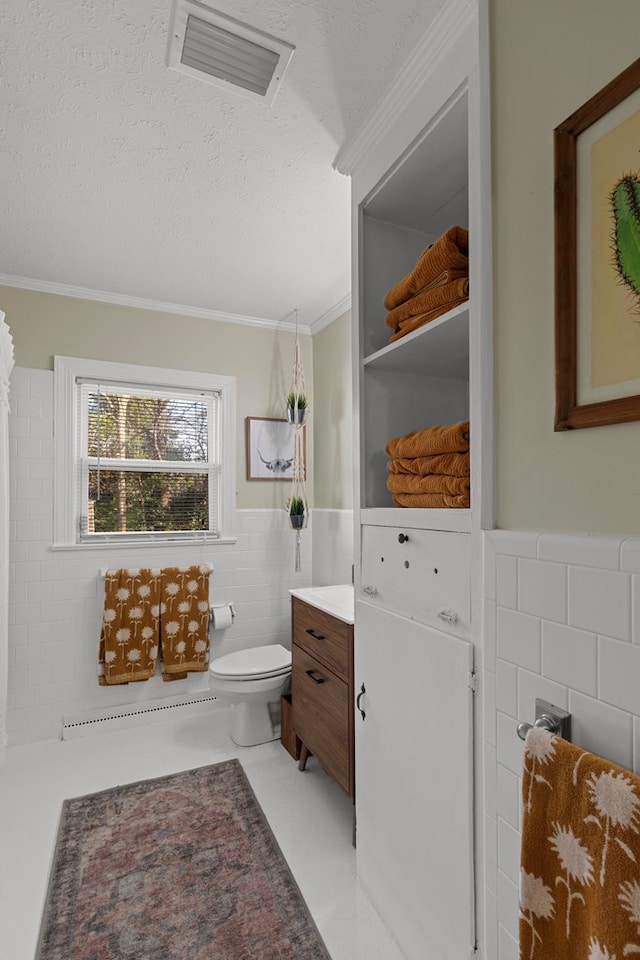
left=211, top=604, right=234, bottom=630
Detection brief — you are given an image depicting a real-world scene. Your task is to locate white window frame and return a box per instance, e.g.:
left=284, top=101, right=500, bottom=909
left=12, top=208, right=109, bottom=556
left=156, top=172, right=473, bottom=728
left=54, top=356, right=237, bottom=548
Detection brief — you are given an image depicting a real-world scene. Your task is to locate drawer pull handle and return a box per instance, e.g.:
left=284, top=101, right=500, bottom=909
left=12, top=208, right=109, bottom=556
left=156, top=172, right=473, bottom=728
left=362, top=585, right=377, bottom=597
left=306, top=628, right=326, bottom=640
left=305, top=668, right=326, bottom=684
left=437, top=609, right=459, bottom=624
left=356, top=683, right=366, bottom=721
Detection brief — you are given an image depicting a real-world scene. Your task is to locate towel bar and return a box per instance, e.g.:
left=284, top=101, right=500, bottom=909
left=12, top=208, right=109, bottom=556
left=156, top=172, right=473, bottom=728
left=517, top=698, right=571, bottom=742
left=99, top=563, right=214, bottom=577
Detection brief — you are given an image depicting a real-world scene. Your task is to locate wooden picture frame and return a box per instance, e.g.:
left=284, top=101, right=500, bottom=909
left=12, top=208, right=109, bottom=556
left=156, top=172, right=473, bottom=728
left=555, top=57, right=640, bottom=430
left=245, top=417, right=304, bottom=480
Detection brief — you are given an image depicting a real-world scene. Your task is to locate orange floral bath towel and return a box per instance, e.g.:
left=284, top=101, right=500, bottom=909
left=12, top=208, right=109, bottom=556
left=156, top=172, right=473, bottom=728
left=160, top=565, right=211, bottom=679
left=520, top=727, right=640, bottom=960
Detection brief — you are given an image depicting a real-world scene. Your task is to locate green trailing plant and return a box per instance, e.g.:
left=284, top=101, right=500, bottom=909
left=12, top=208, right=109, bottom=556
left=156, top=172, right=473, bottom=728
left=286, top=392, right=307, bottom=410
left=287, top=496, right=305, bottom=516
left=611, top=174, right=640, bottom=310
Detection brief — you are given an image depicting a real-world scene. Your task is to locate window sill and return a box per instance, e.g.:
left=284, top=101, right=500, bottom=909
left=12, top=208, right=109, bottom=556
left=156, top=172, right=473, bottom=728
left=50, top=537, right=238, bottom=553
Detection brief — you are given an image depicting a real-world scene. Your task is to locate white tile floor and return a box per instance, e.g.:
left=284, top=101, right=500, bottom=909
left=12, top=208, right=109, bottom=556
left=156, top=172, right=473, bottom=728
left=0, top=708, right=406, bottom=960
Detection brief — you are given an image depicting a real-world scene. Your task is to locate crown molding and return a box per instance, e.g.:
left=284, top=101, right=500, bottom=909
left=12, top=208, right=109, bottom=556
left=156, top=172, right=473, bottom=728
left=333, top=0, right=476, bottom=176
left=309, top=293, right=352, bottom=335
left=0, top=273, right=315, bottom=334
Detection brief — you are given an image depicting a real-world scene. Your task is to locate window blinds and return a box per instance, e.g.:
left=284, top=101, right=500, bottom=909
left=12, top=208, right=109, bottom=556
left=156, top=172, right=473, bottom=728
left=77, top=380, right=221, bottom=541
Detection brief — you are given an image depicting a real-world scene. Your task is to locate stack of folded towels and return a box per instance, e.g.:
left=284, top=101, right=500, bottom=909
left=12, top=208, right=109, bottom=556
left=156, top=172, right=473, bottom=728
left=384, top=225, right=469, bottom=343
left=385, top=420, right=470, bottom=508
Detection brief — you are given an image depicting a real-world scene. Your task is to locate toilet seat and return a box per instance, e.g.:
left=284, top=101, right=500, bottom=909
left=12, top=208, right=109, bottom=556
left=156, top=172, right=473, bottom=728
left=209, top=643, right=291, bottom=682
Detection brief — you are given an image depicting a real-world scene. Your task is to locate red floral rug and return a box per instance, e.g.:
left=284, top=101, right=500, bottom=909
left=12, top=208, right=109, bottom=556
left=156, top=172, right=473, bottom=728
left=36, top=760, right=331, bottom=960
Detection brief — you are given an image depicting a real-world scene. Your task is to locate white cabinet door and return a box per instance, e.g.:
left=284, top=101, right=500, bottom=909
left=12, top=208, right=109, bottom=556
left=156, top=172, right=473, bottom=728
left=355, top=600, right=475, bottom=960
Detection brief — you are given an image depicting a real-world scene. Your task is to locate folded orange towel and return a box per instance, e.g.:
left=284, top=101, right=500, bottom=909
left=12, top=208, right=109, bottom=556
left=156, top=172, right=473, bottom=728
left=160, top=565, right=211, bottom=678
left=392, top=492, right=470, bottom=508
left=388, top=453, right=470, bottom=477
left=384, top=226, right=469, bottom=311
left=385, top=421, right=470, bottom=459
left=99, top=568, right=162, bottom=685
left=385, top=277, right=469, bottom=331
left=386, top=473, right=470, bottom=497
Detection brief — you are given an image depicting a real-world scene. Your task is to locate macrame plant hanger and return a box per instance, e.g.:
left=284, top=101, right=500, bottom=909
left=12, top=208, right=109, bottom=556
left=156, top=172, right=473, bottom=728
left=286, top=309, right=308, bottom=572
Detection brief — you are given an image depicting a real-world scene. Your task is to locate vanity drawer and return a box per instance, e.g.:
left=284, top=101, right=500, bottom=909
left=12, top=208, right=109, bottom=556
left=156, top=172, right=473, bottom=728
left=292, top=645, right=351, bottom=795
left=292, top=597, right=351, bottom=680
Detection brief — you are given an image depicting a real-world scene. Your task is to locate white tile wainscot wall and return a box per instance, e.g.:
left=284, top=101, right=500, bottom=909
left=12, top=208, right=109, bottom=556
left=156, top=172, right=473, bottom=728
left=482, top=529, right=640, bottom=960
left=6, top=367, right=326, bottom=745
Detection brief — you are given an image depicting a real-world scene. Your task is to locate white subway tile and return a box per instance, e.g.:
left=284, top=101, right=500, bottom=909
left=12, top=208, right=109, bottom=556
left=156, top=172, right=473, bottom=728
left=496, top=607, right=541, bottom=672
left=489, top=530, right=539, bottom=558
left=498, top=924, right=519, bottom=960
left=621, top=538, right=640, bottom=573
left=542, top=621, right=597, bottom=695
left=28, top=369, right=53, bottom=399
left=13, top=686, right=40, bottom=709
left=9, top=416, right=29, bottom=438
left=484, top=670, right=497, bottom=746
left=498, top=817, right=521, bottom=885
left=484, top=741, right=497, bottom=819
left=519, top=558, right=567, bottom=623
left=484, top=531, right=496, bottom=600
left=8, top=370, right=31, bottom=397
left=13, top=644, right=39, bottom=669
left=497, top=710, right=526, bottom=776
left=13, top=603, right=40, bottom=625
left=29, top=417, right=53, bottom=439
left=484, top=814, right=497, bottom=895
left=497, top=763, right=521, bottom=829
left=484, top=598, right=497, bottom=671
left=568, top=689, right=633, bottom=770
left=539, top=532, right=623, bottom=569
left=13, top=561, right=41, bottom=583
left=484, top=890, right=498, bottom=960
left=15, top=520, right=43, bottom=542
left=497, top=871, right=519, bottom=941
left=38, top=680, right=77, bottom=705
left=28, top=499, right=52, bottom=521
left=496, top=659, right=517, bottom=718
left=17, top=437, right=41, bottom=460
left=599, top=636, right=640, bottom=717
left=633, top=717, right=640, bottom=775
left=29, top=459, right=53, bottom=481
left=16, top=395, right=42, bottom=418
left=496, top=555, right=518, bottom=609
left=568, top=565, right=631, bottom=641
left=9, top=457, right=29, bottom=479
left=633, top=575, right=640, bottom=645
left=13, top=478, right=42, bottom=500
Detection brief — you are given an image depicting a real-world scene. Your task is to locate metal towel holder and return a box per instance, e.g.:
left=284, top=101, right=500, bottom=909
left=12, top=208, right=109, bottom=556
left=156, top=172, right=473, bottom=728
left=517, top=698, right=572, bottom=742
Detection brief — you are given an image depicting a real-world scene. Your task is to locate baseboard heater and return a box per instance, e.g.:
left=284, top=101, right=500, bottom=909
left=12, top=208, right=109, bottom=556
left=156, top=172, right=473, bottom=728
left=62, top=693, right=222, bottom=740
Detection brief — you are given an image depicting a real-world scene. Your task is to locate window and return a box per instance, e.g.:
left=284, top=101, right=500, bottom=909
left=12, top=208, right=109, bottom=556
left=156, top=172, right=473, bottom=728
left=54, top=357, right=236, bottom=546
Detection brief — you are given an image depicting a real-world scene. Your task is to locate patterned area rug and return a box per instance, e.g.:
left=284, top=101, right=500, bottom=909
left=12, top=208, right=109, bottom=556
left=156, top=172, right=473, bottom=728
left=36, top=760, right=331, bottom=960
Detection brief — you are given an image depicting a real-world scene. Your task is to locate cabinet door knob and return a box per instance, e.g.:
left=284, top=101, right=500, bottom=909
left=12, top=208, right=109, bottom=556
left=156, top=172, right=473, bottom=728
left=362, top=585, right=377, bottom=597
left=305, top=628, right=326, bottom=640
left=305, top=668, right=326, bottom=684
left=356, top=682, right=366, bottom=721
left=398, top=532, right=409, bottom=543
left=437, top=609, right=458, bottom=624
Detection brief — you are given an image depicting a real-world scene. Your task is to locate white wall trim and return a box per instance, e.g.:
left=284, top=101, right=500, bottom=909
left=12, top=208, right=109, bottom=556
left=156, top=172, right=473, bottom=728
left=333, top=0, right=476, bottom=176
left=309, top=294, right=352, bottom=335
left=0, top=273, right=353, bottom=336
left=0, top=273, right=313, bottom=334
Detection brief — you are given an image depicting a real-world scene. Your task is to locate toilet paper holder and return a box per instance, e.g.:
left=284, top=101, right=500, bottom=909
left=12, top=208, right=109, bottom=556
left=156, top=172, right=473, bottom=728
left=209, top=603, right=236, bottom=629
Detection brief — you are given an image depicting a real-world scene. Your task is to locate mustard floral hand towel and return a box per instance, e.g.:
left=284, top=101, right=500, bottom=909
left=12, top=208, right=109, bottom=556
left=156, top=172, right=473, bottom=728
left=520, top=727, right=640, bottom=960
left=99, top=568, right=162, bottom=685
left=159, top=565, right=211, bottom=678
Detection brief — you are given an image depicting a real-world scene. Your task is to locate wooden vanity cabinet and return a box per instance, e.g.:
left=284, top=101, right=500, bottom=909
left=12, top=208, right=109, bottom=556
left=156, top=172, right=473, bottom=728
left=291, top=597, right=354, bottom=798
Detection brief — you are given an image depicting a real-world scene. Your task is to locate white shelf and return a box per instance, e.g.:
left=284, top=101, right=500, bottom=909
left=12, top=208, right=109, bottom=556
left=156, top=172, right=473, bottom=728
left=361, top=507, right=471, bottom=533
left=362, top=302, right=469, bottom=379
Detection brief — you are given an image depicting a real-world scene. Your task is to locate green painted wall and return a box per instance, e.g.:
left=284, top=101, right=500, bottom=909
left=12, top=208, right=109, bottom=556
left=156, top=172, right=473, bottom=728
left=491, top=0, right=640, bottom=534
left=0, top=284, right=314, bottom=510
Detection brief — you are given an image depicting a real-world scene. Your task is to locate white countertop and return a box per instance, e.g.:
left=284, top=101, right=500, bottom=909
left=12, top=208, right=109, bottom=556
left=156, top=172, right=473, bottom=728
left=289, top=584, right=354, bottom=624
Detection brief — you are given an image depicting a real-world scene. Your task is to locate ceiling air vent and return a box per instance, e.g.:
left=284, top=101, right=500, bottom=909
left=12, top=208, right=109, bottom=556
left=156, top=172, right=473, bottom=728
left=167, top=0, right=295, bottom=105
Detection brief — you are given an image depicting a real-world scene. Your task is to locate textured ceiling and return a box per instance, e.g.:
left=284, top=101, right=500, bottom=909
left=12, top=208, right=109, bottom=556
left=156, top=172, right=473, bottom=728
left=0, top=0, right=447, bottom=327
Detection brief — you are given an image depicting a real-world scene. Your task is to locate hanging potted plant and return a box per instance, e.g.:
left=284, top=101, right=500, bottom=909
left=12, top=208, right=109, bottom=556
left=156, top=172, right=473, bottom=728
left=287, top=496, right=306, bottom=529
left=286, top=392, right=308, bottom=426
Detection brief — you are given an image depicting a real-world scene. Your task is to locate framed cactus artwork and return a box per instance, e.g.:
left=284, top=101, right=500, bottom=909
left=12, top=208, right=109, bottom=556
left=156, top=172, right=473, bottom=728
left=555, top=57, right=640, bottom=430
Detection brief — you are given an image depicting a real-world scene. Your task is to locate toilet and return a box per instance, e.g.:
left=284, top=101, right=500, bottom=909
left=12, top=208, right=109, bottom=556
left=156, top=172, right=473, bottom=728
left=208, top=643, right=292, bottom=746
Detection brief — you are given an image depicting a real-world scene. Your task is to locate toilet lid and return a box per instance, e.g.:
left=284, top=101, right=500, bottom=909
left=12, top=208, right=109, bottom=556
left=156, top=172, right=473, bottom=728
left=209, top=643, right=291, bottom=680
